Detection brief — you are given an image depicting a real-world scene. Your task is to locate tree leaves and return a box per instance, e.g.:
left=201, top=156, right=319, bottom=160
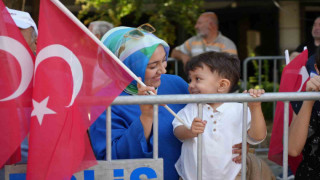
left=76, top=0, right=203, bottom=45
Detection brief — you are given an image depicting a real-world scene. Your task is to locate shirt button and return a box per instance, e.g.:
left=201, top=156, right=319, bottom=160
left=213, top=129, right=216, bottom=132
left=213, top=121, right=217, bottom=124
left=211, top=115, right=213, bottom=118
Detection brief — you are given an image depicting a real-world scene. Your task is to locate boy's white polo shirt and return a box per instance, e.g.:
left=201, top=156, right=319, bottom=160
left=172, top=103, right=252, bottom=180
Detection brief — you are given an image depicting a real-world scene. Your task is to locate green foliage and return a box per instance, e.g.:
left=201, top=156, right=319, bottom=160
left=75, top=0, right=203, bottom=45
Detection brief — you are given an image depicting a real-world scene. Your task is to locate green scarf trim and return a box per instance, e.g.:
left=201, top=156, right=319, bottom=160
left=124, top=84, right=158, bottom=95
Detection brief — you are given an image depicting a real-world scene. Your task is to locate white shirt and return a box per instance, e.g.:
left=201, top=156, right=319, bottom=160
left=172, top=103, right=253, bottom=180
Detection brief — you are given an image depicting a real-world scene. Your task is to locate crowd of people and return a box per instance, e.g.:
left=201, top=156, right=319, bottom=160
left=3, top=5, right=320, bottom=180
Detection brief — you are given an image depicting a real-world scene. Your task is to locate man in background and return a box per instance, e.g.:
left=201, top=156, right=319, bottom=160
left=88, top=20, right=114, bottom=40
left=291, top=17, right=320, bottom=59
left=171, top=12, right=237, bottom=67
left=290, top=17, right=320, bottom=79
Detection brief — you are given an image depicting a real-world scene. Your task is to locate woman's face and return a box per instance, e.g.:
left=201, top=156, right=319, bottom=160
left=144, top=45, right=167, bottom=87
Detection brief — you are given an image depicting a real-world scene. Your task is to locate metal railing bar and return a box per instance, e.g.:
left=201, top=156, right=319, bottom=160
left=153, top=104, right=159, bottom=159
left=175, top=59, right=178, bottom=75
left=259, top=59, right=262, bottom=87
left=110, top=92, right=319, bottom=105
left=168, top=57, right=179, bottom=75
left=241, top=102, right=248, bottom=180
left=254, top=148, right=269, bottom=153
left=283, top=101, right=289, bottom=180
left=197, top=103, right=203, bottom=180
left=273, top=59, right=278, bottom=119
left=106, top=106, right=112, bottom=161
left=243, top=56, right=285, bottom=61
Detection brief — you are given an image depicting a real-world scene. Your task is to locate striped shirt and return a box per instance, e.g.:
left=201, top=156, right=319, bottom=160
left=175, top=32, right=237, bottom=57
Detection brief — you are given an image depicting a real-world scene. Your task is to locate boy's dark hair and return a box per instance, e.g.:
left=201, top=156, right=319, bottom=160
left=316, top=46, right=320, bottom=69
left=185, top=51, right=240, bottom=93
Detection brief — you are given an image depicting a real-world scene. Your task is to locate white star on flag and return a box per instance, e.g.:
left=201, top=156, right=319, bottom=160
left=31, top=97, right=56, bottom=125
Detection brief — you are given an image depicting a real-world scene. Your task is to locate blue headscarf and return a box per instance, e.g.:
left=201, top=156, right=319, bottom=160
left=101, top=26, right=169, bottom=95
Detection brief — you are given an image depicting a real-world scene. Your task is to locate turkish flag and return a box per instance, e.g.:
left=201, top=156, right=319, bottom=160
left=0, top=1, right=34, bottom=167
left=26, top=0, right=133, bottom=179
left=268, top=50, right=309, bottom=174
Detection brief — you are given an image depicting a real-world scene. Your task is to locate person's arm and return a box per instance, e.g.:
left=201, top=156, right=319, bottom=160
left=89, top=111, right=108, bottom=160
left=288, top=101, right=314, bottom=157
left=110, top=78, right=158, bottom=159
left=171, top=40, right=192, bottom=66
left=171, top=49, right=191, bottom=66
left=90, top=78, right=158, bottom=160
left=137, top=77, right=157, bottom=141
left=174, top=118, right=206, bottom=140
left=222, top=38, right=238, bottom=55
left=288, top=75, right=320, bottom=156
left=89, top=106, right=154, bottom=160
left=111, top=108, right=154, bottom=159
left=246, top=89, right=267, bottom=142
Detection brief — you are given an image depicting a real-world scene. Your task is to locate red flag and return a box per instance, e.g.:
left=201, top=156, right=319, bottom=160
left=26, top=0, right=133, bottom=179
left=0, top=2, right=34, bottom=167
left=268, top=50, right=309, bottom=173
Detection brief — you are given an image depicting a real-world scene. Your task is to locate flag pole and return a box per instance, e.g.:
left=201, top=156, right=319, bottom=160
left=284, top=49, right=290, bottom=65
left=50, top=0, right=188, bottom=127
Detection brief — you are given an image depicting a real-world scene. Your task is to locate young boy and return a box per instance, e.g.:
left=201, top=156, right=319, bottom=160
left=172, top=51, right=267, bottom=180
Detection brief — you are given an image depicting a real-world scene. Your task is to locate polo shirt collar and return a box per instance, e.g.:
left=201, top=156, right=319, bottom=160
left=204, top=103, right=229, bottom=113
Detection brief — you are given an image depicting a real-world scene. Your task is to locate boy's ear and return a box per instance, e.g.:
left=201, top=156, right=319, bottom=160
left=218, top=79, right=231, bottom=93
left=314, top=64, right=320, bottom=74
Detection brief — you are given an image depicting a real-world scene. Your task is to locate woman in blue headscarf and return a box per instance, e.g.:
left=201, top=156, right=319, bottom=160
left=89, top=25, right=244, bottom=179
left=89, top=25, right=189, bottom=179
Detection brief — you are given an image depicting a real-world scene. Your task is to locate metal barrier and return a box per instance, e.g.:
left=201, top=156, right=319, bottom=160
left=243, top=56, right=285, bottom=152
left=167, top=57, right=179, bottom=75
left=5, top=92, right=319, bottom=180
left=168, top=56, right=286, bottom=93
left=168, top=56, right=285, bottom=92
left=243, top=56, right=285, bottom=91
left=107, top=92, right=318, bottom=180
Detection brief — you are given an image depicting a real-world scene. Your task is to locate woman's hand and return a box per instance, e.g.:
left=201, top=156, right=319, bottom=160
left=137, top=79, right=156, bottom=117
left=232, top=143, right=249, bottom=164
left=306, top=75, right=320, bottom=92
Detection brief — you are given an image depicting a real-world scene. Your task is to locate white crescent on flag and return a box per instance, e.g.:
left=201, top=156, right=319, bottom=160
left=0, top=36, right=34, bottom=101
left=34, top=44, right=83, bottom=107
